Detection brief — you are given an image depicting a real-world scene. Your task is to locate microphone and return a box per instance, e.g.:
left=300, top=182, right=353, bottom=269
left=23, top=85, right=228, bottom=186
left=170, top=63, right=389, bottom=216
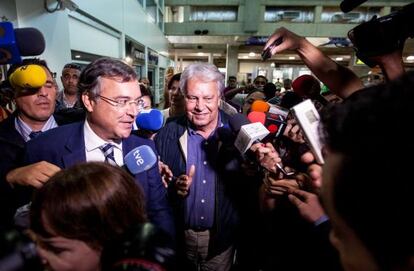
left=8, top=65, right=47, bottom=90
left=135, top=109, right=164, bottom=132
left=248, top=111, right=287, bottom=139
left=340, top=0, right=368, bottom=13
left=0, top=22, right=46, bottom=64
left=229, top=113, right=269, bottom=154
left=251, top=100, right=270, bottom=113
left=124, top=145, right=158, bottom=174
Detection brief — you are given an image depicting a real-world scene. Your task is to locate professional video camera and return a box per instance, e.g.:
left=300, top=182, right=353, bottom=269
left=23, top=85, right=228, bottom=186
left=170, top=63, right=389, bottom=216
left=0, top=229, right=43, bottom=271
left=347, top=2, right=414, bottom=67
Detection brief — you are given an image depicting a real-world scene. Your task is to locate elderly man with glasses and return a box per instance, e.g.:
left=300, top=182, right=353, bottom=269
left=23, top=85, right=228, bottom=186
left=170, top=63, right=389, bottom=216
left=8, top=58, right=174, bottom=238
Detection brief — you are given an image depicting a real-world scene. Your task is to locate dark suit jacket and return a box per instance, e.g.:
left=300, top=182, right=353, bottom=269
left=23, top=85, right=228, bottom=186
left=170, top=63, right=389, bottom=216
left=0, top=114, right=26, bottom=229
left=24, top=121, right=174, bottom=237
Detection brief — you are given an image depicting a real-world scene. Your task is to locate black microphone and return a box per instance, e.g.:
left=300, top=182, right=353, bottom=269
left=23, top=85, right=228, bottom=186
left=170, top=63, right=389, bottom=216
left=0, top=22, right=45, bottom=64
left=340, top=0, right=368, bottom=13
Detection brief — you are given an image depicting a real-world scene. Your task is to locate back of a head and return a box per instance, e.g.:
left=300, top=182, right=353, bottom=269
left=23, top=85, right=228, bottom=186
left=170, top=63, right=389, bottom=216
left=322, top=71, right=414, bottom=269
left=263, top=82, right=277, bottom=100
left=30, top=162, right=147, bottom=249
left=280, top=91, right=303, bottom=109
left=179, top=63, right=224, bottom=95
left=292, top=74, right=321, bottom=98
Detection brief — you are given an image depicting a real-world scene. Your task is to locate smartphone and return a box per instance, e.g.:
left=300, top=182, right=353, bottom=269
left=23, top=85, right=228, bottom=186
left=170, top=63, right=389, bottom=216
left=291, top=99, right=324, bottom=164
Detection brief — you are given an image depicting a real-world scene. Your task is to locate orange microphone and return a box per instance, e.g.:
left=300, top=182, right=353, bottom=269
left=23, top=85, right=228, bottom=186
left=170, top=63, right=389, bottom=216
left=251, top=100, right=270, bottom=113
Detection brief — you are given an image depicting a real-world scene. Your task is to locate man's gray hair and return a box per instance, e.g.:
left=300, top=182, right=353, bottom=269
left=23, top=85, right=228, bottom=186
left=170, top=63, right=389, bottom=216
left=179, top=63, right=224, bottom=95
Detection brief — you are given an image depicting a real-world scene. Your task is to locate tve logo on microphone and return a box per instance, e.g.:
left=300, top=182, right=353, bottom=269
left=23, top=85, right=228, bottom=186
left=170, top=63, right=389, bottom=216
left=124, top=145, right=157, bottom=174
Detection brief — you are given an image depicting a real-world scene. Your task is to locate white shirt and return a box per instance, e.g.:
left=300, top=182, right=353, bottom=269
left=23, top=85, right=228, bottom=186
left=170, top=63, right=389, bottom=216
left=83, top=120, right=124, bottom=166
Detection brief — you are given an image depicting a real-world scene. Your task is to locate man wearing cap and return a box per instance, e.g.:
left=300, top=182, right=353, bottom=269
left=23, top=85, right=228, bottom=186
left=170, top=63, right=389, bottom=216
left=0, top=58, right=61, bottom=229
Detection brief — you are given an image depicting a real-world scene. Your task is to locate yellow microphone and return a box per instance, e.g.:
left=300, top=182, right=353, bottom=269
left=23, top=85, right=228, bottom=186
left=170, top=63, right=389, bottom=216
left=9, top=64, right=47, bottom=90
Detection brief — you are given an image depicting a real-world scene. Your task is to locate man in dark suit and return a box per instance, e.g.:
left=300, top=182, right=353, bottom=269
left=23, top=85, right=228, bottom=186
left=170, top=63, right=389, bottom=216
left=9, top=58, right=174, bottom=237
left=0, top=59, right=61, bottom=230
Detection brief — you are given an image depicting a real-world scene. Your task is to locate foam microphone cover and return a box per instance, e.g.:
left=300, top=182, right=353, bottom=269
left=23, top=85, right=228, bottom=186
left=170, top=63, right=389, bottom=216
left=135, top=109, right=164, bottom=132
left=250, top=100, right=270, bottom=113
left=124, top=145, right=157, bottom=174
left=14, top=27, right=45, bottom=56
left=9, top=64, right=47, bottom=89
left=247, top=111, right=266, bottom=125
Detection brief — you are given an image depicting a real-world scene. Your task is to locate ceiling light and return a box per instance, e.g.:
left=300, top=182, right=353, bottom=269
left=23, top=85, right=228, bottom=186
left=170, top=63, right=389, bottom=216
left=288, top=56, right=295, bottom=60
left=124, top=56, right=132, bottom=63
left=335, top=57, right=344, bottom=61
left=407, top=55, right=414, bottom=61
left=270, top=63, right=275, bottom=67
left=242, top=56, right=248, bottom=59
left=75, top=55, right=81, bottom=58
left=197, top=52, right=204, bottom=56
left=248, top=52, right=255, bottom=57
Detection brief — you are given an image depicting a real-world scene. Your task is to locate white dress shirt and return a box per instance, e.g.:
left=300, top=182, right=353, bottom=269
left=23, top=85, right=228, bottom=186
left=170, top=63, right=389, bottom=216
left=83, top=120, right=124, bottom=166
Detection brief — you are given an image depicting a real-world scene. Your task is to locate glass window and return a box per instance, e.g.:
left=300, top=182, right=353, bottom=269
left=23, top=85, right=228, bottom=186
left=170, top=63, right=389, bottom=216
left=265, top=6, right=314, bottom=23
left=190, top=6, right=237, bottom=22
left=321, top=7, right=381, bottom=24
left=146, top=0, right=157, bottom=24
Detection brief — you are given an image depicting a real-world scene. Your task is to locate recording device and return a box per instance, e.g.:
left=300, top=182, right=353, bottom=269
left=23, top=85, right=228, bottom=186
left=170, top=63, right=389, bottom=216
left=229, top=114, right=269, bottom=154
left=101, top=222, right=175, bottom=271
left=135, top=109, right=164, bottom=132
left=261, top=37, right=283, bottom=61
left=8, top=65, right=47, bottom=90
left=229, top=114, right=294, bottom=178
left=0, top=229, right=43, bottom=271
left=124, top=145, right=157, bottom=174
left=0, top=22, right=46, bottom=64
left=348, top=2, right=414, bottom=67
left=291, top=99, right=324, bottom=164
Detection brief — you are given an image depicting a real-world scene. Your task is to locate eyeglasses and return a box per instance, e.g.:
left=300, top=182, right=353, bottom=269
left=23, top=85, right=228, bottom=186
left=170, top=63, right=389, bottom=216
left=97, top=95, right=144, bottom=110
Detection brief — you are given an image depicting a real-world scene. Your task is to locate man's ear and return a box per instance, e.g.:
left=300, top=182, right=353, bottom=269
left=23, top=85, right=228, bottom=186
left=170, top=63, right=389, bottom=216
left=82, top=92, right=94, bottom=113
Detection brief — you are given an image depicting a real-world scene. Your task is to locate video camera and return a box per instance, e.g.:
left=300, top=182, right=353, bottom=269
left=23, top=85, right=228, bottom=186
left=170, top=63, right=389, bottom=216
left=347, top=2, right=414, bottom=67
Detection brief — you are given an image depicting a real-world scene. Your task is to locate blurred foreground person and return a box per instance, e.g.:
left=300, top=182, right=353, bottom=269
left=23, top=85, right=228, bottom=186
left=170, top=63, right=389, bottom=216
left=30, top=162, right=147, bottom=271
left=321, top=71, right=414, bottom=271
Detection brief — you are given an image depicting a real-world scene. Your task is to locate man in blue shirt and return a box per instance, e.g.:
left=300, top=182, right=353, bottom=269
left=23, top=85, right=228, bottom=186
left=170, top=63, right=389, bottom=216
left=155, top=63, right=263, bottom=270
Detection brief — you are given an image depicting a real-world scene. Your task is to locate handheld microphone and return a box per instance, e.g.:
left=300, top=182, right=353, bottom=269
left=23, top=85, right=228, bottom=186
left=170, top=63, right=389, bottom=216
left=229, top=114, right=269, bottom=154
left=124, top=145, right=158, bottom=174
left=0, top=22, right=46, bottom=64
left=248, top=111, right=287, bottom=139
left=135, top=109, right=164, bottom=132
left=8, top=65, right=47, bottom=90
left=251, top=100, right=270, bottom=113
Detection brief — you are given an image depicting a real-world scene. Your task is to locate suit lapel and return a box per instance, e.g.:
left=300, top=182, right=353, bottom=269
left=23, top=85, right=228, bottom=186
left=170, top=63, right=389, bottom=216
left=62, top=122, right=87, bottom=167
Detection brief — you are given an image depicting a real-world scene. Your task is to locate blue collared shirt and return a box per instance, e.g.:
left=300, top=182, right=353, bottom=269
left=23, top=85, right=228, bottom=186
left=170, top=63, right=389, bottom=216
left=15, top=115, right=58, bottom=142
left=185, top=117, right=222, bottom=230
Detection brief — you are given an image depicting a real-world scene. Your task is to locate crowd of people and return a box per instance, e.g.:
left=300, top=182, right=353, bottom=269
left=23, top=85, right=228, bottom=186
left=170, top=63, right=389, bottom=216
left=0, top=24, right=413, bottom=271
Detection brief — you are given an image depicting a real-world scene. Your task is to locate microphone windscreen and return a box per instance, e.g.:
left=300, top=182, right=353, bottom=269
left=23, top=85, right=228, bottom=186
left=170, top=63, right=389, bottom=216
left=247, top=111, right=266, bottom=125
left=9, top=64, right=47, bottom=89
left=135, top=109, right=164, bottom=132
left=14, top=28, right=45, bottom=56
left=228, top=113, right=250, bottom=134
left=124, top=145, right=157, bottom=174
left=250, top=100, right=270, bottom=112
